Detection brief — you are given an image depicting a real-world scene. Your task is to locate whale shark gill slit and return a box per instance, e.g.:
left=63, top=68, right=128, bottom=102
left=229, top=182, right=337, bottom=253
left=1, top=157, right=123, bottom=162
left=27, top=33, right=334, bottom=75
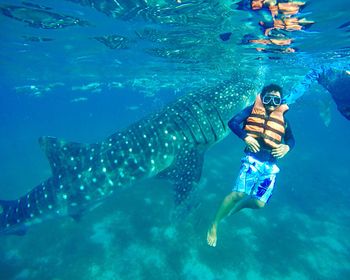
left=185, top=105, right=208, bottom=144
left=193, top=101, right=218, bottom=142
left=172, top=105, right=199, bottom=144
left=206, top=98, right=227, bottom=134
left=187, top=102, right=213, bottom=144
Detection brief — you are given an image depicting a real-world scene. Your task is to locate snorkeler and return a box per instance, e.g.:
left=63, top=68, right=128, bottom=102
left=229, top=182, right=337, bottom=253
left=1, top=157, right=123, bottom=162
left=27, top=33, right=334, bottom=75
left=255, top=1, right=313, bottom=40
left=242, top=34, right=296, bottom=54
left=317, top=69, right=350, bottom=120
left=266, top=0, right=306, bottom=18
left=240, top=0, right=306, bottom=17
left=286, top=66, right=350, bottom=120
left=237, top=1, right=313, bottom=56
left=276, top=1, right=306, bottom=16
left=260, top=17, right=314, bottom=36
left=207, top=84, right=295, bottom=247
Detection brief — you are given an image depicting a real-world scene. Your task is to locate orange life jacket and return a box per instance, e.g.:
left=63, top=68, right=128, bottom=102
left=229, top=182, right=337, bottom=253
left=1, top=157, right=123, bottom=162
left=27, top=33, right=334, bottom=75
left=278, top=2, right=304, bottom=15
left=269, top=38, right=292, bottom=46
left=283, top=17, right=303, bottom=30
left=244, top=95, right=289, bottom=148
left=251, top=0, right=264, bottom=10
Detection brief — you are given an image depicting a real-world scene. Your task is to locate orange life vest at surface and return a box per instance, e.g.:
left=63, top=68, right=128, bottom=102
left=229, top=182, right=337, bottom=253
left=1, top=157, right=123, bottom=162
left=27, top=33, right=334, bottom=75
left=278, top=3, right=303, bottom=15
left=244, top=95, right=289, bottom=148
left=271, top=17, right=302, bottom=31
left=251, top=0, right=264, bottom=10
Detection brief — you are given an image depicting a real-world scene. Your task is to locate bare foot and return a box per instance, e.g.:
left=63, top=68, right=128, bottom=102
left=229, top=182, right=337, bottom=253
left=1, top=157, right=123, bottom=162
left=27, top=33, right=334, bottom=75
left=206, top=224, right=217, bottom=247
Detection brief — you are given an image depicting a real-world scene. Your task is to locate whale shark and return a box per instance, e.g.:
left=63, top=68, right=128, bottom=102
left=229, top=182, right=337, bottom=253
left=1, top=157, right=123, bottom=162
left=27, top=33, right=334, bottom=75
left=0, top=76, right=258, bottom=235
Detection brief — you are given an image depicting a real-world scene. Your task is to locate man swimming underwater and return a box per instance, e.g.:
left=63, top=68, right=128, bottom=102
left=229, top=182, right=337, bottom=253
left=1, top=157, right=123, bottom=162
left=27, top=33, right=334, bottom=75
left=207, top=84, right=295, bottom=247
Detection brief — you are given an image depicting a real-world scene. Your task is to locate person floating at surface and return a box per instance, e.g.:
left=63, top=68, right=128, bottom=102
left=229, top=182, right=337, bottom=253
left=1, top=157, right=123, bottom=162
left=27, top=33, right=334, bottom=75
left=242, top=28, right=294, bottom=45
left=237, top=1, right=312, bottom=55
left=248, top=0, right=305, bottom=17
left=236, top=0, right=276, bottom=13
left=207, top=84, right=295, bottom=247
left=267, top=0, right=306, bottom=18
left=259, top=17, right=314, bottom=36
left=276, top=1, right=306, bottom=16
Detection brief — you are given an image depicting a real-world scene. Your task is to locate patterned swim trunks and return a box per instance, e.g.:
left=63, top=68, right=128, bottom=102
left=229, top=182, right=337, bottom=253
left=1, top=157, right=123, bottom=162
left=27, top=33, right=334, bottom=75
left=232, top=155, right=280, bottom=203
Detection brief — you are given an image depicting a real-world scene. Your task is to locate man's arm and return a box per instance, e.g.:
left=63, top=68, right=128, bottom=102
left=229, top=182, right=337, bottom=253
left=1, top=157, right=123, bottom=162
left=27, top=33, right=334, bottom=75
left=227, top=105, right=253, bottom=139
left=284, top=69, right=319, bottom=104
left=271, top=118, right=295, bottom=159
left=228, top=105, right=261, bottom=153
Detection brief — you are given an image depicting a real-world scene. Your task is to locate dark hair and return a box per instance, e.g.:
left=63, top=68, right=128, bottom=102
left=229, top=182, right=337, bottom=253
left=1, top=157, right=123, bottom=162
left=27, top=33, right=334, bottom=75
left=261, top=84, right=283, bottom=98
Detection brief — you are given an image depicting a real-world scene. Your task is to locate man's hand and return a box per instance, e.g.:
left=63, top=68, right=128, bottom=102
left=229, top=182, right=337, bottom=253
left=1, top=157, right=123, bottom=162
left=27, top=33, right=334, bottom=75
left=271, top=144, right=290, bottom=159
left=244, top=136, right=260, bottom=152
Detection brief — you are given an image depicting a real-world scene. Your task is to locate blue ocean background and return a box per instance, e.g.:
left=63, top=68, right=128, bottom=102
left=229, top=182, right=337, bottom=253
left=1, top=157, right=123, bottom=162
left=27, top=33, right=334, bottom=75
left=0, top=0, right=349, bottom=279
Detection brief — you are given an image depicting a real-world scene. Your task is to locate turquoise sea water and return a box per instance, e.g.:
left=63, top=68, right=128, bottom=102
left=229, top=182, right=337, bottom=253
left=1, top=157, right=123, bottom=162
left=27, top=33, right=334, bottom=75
left=0, top=0, right=349, bottom=279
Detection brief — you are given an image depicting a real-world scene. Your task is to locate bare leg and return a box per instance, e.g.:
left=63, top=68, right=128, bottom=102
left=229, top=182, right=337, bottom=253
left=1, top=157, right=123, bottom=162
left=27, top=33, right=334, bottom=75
left=207, top=194, right=265, bottom=247
left=229, top=197, right=265, bottom=216
left=207, top=191, right=245, bottom=247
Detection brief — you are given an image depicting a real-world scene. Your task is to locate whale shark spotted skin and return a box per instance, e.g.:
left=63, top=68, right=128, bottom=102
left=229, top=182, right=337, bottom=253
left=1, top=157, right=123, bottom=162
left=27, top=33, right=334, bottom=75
left=0, top=77, right=257, bottom=235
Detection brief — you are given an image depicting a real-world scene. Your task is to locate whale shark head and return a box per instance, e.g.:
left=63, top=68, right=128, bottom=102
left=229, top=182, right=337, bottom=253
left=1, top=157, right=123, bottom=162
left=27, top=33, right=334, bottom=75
left=208, top=78, right=258, bottom=123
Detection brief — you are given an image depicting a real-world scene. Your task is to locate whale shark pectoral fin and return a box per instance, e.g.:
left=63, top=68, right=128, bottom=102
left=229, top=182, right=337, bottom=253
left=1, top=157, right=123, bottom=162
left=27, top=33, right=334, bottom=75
left=157, top=146, right=204, bottom=205
left=38, top=136, right=99, bottom=176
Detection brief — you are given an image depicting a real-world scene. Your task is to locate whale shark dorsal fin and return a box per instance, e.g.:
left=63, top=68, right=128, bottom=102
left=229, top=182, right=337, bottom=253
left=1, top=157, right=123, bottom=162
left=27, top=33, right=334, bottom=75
left=38, top=136, right=99, bottom=177
left=157, top=146, right=204, bottom=205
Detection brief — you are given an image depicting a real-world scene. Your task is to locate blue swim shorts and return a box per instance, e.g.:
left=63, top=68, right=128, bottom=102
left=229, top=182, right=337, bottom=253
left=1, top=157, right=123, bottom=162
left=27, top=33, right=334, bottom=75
left=232, top=156, right=280, bottom=203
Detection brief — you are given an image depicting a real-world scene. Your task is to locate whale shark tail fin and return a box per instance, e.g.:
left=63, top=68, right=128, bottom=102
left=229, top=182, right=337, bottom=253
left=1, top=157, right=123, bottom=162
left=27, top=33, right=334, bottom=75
left=38, top=136, right=99, bottom=177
